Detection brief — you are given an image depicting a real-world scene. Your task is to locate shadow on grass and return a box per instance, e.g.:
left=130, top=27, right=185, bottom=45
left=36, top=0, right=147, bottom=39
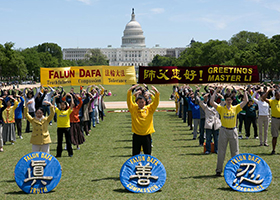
left=113, top=146, right=131, bottom=149
left=182, top=174, right=222, bottom=179
left=113, top=188, right=131, bottom=193
left=0, top=179, right=15, bottom=183
left=5, top=190, right=56, bottom=195
left=178, top=153, right=205, bottom=156
left=175, top=145, right=200, bottom=148
left=92, top=177, right=119, bottom=182
left=110, top=155, right=131, bottom=157
left=240, top=145, right=261, bottom=147
left=173, top=138, right=195, bottom=141
left=116, top=140, right=132, bottom=142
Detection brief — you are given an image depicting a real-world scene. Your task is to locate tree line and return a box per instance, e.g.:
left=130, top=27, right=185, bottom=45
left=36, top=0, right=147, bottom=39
left=149, top=31, right=280, bottom=81
left=0, top=42, right=108, bottom=82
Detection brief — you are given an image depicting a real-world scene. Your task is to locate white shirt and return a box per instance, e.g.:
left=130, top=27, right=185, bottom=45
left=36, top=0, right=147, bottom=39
left=252, top=92, right=269, bottom=116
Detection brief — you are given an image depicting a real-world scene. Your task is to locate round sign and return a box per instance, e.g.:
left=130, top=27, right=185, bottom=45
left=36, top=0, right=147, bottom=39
left=14, top=152, right=62, bottom=194
left=224, top=153, right=272, bottom=192
left=120, top=154, right=166, bottom=193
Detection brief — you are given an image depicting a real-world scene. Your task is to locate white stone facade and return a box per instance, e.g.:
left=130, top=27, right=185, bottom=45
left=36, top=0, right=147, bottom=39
left=62, top=9, right=187, bottom=67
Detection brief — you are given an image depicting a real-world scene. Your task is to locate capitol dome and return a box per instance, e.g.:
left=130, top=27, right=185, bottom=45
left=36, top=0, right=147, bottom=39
left=121, top=8, right=146, bottom=48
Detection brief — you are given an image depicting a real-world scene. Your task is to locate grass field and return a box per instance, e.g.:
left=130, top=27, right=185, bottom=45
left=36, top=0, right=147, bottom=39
left=1, top=85, right=280, bottom=199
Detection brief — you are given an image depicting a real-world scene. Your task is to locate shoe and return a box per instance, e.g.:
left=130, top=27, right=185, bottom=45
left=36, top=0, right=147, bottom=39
left=260, top=144, right=263, bottom=146
left=199, top=144, right=203, bottom=147
left=215, top=172, right=221, bottom=177
left=56, top=155, right=61, bottom=158
left=77, top=147, right=80, bottom=150
left=193, top=138, right=196, bottom=140
left=264, top=144, right=269, bottom=147
left=69, top=155, right=73, bottom=157
left=151, top=144, right=153, bottom=148
left=0, top=148, right=3, bottom=152
left=64, top=145, right=67, bottom=150
left=271, top=150, right=275, bottom=155
left=255, top=136, right=259, bottom=139
left=19, top=136, right=23, bottom=139
left=205, top=151, right=210, bottom=155
left=238, top=135, right=243, bottom=139
left=89, top=130, right=91, bottom=132
left=11, top=142, right=14, bottom=145
left=49, top=122, right=52, bottom=126
left=246, top=137, right=249, bottom=139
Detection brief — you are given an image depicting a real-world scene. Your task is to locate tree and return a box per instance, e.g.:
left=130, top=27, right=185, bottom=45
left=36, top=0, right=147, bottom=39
left=148, top=55, right=176, bottom=66
left=21, top=47, right=42, bottom=80
left=84, top=49, right=109, bottom=65
left=0, top=42, right=27, bottom=79
left=37, top=43, right=63, bottom=61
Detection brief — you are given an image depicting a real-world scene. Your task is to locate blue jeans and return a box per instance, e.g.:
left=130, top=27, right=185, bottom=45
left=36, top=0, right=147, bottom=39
left=90, top=111, right=95, bottom=127
left=206, top=128, right=219, bottom=153
left=42, top=105, right=52, bottom=124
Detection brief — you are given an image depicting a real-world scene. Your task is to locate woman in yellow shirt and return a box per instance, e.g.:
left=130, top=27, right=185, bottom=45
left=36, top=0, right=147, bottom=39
left=53, top=93, right=74, bottom=157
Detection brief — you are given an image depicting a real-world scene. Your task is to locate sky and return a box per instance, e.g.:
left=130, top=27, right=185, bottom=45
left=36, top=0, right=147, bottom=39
left=0, top=0, right=280, bottom=50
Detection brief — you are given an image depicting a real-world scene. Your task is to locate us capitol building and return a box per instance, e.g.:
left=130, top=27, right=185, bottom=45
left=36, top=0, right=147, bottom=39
left=63, top=9, right=189, bottom=68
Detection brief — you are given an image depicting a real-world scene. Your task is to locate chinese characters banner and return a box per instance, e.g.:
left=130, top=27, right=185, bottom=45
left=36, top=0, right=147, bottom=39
left=138, top=65, right=259, bottom=84
left=102, top=66, right=137, bottom=85
left=40, top=66, right=136, bottom=86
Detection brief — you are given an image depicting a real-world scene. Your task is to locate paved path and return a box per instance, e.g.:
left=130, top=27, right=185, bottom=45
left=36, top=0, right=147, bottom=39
left=104, top=101, right=175, bottom=109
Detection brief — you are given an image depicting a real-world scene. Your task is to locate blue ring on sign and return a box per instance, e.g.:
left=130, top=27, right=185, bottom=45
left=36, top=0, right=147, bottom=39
left=120, top=154, right=166, bottom=193
left=14, top=152, right=62, bottom=194
left=224, top=153, right=272, bottom=193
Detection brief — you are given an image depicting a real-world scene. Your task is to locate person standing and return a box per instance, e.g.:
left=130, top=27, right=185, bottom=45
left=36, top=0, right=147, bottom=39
left=127, top=84, right=160, bottom=156
left=24, top=103, right=54, bottom=153
left=263, top=88, right=280, bottom=154
left=252, top=90, right=269, bottom=146
left=53, top=93, right=74, bottom=157
left=14, top=91, right=25, bottom=139
left=210, top=86, right=248, bottom=176
left=2, top=95, right=19, bottom=145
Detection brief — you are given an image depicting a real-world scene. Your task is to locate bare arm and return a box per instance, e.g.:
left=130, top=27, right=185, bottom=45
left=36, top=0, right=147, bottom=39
left=239, top=90, right=249, bottom=109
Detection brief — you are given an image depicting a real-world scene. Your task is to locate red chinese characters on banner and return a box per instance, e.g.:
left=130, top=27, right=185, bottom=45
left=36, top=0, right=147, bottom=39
left=138, top=65, right=259, bottom=84
left=105, top=69, right=125, bottom=77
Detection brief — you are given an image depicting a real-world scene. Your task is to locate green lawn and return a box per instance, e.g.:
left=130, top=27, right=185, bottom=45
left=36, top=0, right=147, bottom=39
left=1, top=105, right=279, bottom=199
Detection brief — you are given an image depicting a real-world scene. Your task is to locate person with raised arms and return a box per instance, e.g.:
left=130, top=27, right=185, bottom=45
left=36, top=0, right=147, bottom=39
left=210, top=86, right=248, bottom=176
left=127, top=84, right=160, bottom=156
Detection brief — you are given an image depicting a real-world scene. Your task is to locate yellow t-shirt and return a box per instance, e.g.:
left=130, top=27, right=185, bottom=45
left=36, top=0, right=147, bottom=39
left=55, top=107, right=72, bottom=128
left=127, top=90, right=160, bottom=136
left=216, top=104, right=242, bottom=128
left=269, top=99, right=280, bottom=118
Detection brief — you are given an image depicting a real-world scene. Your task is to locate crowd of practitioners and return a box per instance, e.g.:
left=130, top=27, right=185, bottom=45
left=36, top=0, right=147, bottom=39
left=0, top=84, right=111, bottom=157
left=172, top=82, right=280, bottom=176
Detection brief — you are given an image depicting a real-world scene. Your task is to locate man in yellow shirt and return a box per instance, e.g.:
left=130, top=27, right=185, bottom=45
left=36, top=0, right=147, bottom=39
left=127, top=84, right=160, bottom=156
left=210, top=86, right=248, bottom=176
left=263, top=88, right=280, bottom=155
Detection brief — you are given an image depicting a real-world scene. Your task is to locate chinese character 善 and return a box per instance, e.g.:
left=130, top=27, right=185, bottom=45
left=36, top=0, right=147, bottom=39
left=130, top=163, right=158, bottom=186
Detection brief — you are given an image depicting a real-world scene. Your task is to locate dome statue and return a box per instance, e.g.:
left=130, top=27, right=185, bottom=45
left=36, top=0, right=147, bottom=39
left=121, top=8, right=146, bottom=47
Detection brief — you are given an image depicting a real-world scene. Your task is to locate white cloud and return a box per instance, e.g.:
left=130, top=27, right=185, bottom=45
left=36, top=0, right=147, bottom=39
left=77, top=0, right=91, bottom=5
left=150, top=8, right=165, bottom=14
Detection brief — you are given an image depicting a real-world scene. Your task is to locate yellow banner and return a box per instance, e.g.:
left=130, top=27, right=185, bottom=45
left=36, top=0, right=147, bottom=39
left=102, top=66, right=136, bottom=85
left=40, top=67, right=72, bottom=86
left=70, top=66, right=103, bottom=86
left=40, top=66, right=136, bottom=86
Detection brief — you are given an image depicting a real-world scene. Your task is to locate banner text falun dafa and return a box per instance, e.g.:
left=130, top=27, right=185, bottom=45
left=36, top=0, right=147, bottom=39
left=40, top=66, right=137, bottom=86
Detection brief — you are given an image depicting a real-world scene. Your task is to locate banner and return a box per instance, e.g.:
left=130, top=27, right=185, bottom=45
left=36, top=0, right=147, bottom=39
left=224, top=153, right=272, bottom=193
left=40, top=66, right=136, bottom=86
left=138, top=65, right=259, bottom=84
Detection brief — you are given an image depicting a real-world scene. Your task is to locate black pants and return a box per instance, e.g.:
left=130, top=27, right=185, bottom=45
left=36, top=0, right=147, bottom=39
left=56, top=128, right=73, bottom=157
left=132, top=133, right=152, bottom=156
left=26, top=112, right=35, bottom=132
left=15, top=119, right=22, bottom=136
left=245, top=116, right=258, bottom=138
left=238, top=113, right=246, bottom=133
